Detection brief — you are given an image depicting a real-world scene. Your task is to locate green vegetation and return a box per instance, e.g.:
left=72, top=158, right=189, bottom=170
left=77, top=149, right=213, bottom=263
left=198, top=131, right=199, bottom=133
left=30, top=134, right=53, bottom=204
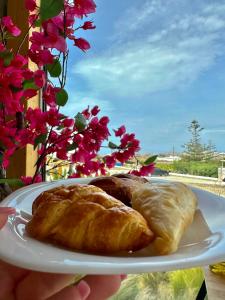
left=156, top=161, right=220, bottom=178
left=111, top=268, right=204, bottom=300
left=172, top=161, right=219, bottom=177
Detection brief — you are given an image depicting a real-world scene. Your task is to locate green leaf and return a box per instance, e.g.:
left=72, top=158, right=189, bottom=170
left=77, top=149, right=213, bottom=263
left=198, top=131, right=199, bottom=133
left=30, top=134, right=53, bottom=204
left=56, top=89, right=68, bottom=106
left=75, top=113, right=87, bottom=132
left=34, top=18, right=42, bottom=27
left=66, top=142, right=78, bottom=151
left=34, top=134, right=48, bottom=150
left=0, top=178, right=24, bottom=187
left=40, top=0, right=64, bottom=21
left=0, top=50, right=13, bottom=66
left=108, top=141, right=119, bottom=149
left=23, top=79, right=39, bottom=90
left=47, top=59, right=62, bottom=77
left=143, top=155, right=158, bottom=165
left=56, top=125, right=65, bottom=130
left=0, top=152, right=3, bottom=165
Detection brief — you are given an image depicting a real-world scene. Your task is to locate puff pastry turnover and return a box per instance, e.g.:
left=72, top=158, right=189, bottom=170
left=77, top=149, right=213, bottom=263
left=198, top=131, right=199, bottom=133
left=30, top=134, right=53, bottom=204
left=26, top=184, right=154, bottom=253
left=131, top=181, right=197, bottom=255
left=89, top=176, right=142, bottom=207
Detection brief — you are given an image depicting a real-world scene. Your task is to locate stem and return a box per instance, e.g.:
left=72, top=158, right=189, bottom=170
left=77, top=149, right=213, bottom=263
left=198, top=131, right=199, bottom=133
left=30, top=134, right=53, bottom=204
left=47, top=160, right=74, bottom=172
left=16, top=14, right=39, bottom=54
left=0, top=24, right=6, bottom=46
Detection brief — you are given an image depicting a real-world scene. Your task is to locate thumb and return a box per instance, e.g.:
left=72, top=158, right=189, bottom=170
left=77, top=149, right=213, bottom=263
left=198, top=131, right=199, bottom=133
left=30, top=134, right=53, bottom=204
left=47, top=280, right=90, bottom=300
left=0, top=207, right=16, bottom=229
left=0, top=214, right=8, bottom=229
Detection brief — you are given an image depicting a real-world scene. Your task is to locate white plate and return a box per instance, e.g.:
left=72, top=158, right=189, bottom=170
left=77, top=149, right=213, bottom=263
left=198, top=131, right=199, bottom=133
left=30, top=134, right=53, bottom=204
left=0, top=177, right=225, bottom=274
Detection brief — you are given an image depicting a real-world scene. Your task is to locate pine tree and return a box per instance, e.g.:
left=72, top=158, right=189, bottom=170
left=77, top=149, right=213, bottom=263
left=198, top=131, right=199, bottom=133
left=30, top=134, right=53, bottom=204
left=203, top=140, right=216, bottom=161
left=182, top=120, right=215, bottom=161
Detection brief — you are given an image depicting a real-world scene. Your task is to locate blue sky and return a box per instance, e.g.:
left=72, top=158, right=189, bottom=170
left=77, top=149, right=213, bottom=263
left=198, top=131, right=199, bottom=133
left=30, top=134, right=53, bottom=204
left=62, top=0, right=225, bottom=154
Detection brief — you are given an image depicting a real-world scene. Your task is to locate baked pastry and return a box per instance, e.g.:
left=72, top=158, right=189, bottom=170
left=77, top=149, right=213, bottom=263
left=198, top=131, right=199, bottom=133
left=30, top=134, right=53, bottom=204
left=26, top=184, right=154, bottom=253
left=131, top=181, right=197, bottom=255
left=89, top=174, right=146, bottom=206
left=32, top=184, right=102, bottom=214
left=112, top=173, right=149, bottom=183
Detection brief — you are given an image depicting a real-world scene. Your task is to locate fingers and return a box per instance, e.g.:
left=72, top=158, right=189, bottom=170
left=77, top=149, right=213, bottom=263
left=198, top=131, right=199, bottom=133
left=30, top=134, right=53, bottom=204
left=0, top=215, right=8, bottom=229
left=85, top=275, right=122, bottom=300
left=0, top=207, right=16, bottom=229
left=15, top=272, right=80, bottom=300
left=0, top=260, right=29, bottom=299
left=0, top=207, right=16, bottom=214
left=47, top=280, right=90, bottom=300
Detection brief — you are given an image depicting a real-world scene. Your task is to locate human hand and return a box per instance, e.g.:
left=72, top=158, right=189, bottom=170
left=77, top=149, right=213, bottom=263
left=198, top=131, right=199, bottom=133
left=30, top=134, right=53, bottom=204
left=0, top=207, right=125, bottom=300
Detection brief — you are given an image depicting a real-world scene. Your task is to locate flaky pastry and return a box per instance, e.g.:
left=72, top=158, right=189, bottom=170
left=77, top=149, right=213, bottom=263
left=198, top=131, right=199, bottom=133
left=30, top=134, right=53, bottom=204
left=131, top=181, right=197, bottom=254
left=26, top=184, right=154, bottom=253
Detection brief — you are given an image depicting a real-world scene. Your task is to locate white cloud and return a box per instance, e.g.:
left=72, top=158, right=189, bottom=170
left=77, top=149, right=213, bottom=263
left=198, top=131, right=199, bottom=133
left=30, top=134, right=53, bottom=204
left=203, top=129, right=225, bottom=134
left=72, top=1, right=225, bottom=99
left=61, top=92, right=115, bottom=117
left=113, top=0, right=163, bottom=39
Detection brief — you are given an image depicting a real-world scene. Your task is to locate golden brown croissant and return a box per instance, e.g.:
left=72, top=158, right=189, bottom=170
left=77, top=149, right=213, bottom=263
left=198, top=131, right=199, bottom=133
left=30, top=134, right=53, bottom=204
left=26, top=184, right=154, bottom=253
left=32, top=184, right=102, bottom=214
left=131, top=181, right=197, bottom=255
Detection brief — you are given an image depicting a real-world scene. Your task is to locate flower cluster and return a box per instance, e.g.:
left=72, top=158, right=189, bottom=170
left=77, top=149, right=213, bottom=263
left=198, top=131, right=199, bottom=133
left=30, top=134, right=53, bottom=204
left=0, top=0, right=156, bottom=184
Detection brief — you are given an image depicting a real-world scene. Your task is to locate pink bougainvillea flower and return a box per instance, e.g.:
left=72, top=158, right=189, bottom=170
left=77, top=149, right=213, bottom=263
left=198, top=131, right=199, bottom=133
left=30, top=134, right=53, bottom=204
left=43, top=84, right=57, bottom=107
left=11, top=54, right=28, bottom=68
left=29, top=32, right=45, bottom=50
left=21, top=175, right=42, bottom=185
left=82, top=107, right=90, bottom=119
left=56, top=149, right=68, bottom=160
left=25, top=0, right=36, bottom=11
left=0, top=43, right=5, bottom=51
left=82, top=21, right=96, bottom=30
left=23, top=89, right=37, bottom=100
left=73, top=38, right=90, bottom=52
left=44, top=22, right=67, bottom=52
left=114, top=125, right=126, bottom=137
left=1, top=16, right=21, bottom=37
left=105, top=155, right=116, bottom=168
left=130, top=163, right=155, bottom=177
left=73, top=0, right=96, bottom=17
left=45, top=108, right=61, bottom=127
left=99, top=116, right=109, bottom=126
left=68, top=173, right=80, bottom=178
left=0, top=0, right=147, bottom=182
left=2, top=152, right=13, bottom=169
left=34, top=70, right=46, bottom=88
left=45, top=34, right=67, bottom=52
left=62, top=118, right=74, bottom=128
left=26, top=108, right=47, bottom=133
left=29, top=49, right=54, bottom=66
left=91, top=105, right=100, bottom=116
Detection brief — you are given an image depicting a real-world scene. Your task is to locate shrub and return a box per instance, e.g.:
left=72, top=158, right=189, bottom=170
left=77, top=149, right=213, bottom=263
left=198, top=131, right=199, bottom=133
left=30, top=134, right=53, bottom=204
left=172, top=161, right=219, bottom=178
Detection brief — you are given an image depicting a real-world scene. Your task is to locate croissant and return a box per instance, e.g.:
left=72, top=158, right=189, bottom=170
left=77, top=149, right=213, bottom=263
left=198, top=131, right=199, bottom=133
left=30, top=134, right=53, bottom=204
left=131, top=181, right=197, bottom=255
left=26, top=184, right=154, bottom=253
left=32, top=184, right=102, bottom=214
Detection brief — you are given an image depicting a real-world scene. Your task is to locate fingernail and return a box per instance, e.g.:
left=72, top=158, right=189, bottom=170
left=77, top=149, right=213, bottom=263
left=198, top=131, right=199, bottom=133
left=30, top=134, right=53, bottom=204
left=0, top=207, right=16, bottom=215
left=120, top=274, right=128, bottom=281
left=77, top=280, right=90, bottom=299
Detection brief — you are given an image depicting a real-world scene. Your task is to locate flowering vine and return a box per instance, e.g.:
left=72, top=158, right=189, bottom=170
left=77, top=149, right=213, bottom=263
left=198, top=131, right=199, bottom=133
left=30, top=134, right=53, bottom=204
left=0, top=0, right=156, bottom=186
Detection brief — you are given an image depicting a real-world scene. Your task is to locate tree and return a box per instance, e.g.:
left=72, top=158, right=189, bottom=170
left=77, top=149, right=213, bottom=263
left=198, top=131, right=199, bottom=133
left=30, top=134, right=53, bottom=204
left=204, top=140, right=217, bottom=161
left=182, top=120, right=216, bottom=161
left=182, top=120, right=205, bottom=161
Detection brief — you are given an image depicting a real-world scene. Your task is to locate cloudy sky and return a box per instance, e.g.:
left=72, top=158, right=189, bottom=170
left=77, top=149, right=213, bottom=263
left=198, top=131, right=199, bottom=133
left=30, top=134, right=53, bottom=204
left=62, top=0, right=225, bottom=154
